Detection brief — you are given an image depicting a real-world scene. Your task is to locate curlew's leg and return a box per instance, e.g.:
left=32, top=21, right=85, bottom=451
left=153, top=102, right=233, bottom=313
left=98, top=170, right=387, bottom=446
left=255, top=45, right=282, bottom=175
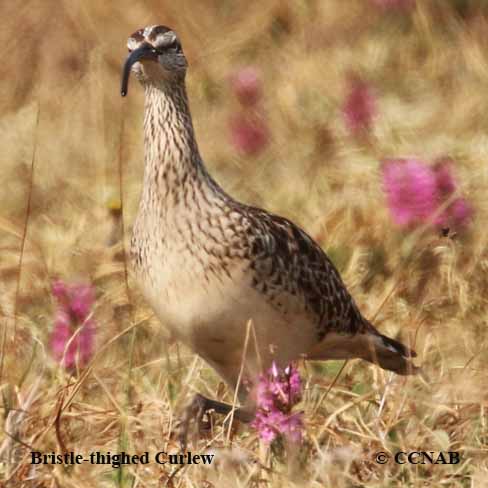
left=178, top=393, right=254, bottom=450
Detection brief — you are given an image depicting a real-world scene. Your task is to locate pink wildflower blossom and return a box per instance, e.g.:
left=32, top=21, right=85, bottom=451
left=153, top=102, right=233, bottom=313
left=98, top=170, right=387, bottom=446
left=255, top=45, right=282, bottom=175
left=382, top=158, right=438, bottom=227
left=447, top=198, right=473, bottom=229
left=252, top=362, right=303, bottom=444
left=433, top=158, right=473, bottom=229
left=50, top=280, right=96, bottom=370
left=342, top=74, right=377, bottom=138
left=230, top=66, right=262, bottom=107
left=434, top=158, right=457, bottom=195
left=229, top=113, right=270, bottom=156
left=382, top=158, right=473, bottom=230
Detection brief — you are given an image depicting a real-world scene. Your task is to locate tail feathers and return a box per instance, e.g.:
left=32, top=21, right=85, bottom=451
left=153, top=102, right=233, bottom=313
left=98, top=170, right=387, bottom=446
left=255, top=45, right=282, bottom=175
left=363, top=332, right=419, bottom=376
left=307, top=325, right=420, bottom=376
left=379, top=333, right=417, bottom=359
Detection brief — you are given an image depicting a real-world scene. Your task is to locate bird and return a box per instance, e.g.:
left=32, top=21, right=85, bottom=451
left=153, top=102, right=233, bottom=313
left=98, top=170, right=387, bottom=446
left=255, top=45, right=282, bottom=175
left=120, top=25, right=418, bottom=444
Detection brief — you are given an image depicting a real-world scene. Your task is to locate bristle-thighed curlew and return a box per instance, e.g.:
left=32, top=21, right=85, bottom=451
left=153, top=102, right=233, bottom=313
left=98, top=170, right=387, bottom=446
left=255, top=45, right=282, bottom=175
left=121, top=25, right=419, bottom=445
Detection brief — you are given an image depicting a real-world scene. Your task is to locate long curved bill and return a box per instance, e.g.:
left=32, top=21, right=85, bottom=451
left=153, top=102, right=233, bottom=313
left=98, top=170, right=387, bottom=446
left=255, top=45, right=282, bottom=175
left=121, top=45, right=159, bottom=97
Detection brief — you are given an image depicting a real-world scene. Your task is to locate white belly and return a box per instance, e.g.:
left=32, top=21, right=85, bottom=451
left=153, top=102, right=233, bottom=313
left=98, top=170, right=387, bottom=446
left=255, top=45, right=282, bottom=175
left=132, top=242, right=316, bottom=387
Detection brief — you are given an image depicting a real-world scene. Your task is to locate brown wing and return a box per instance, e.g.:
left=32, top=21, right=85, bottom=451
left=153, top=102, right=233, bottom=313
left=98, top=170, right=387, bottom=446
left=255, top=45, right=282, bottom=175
left=241, top=205, right=367, bottom=342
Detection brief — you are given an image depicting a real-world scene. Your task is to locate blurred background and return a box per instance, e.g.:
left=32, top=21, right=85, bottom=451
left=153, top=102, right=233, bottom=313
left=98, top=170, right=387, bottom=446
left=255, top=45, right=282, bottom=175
left=1, top=0, right=488, bottom=486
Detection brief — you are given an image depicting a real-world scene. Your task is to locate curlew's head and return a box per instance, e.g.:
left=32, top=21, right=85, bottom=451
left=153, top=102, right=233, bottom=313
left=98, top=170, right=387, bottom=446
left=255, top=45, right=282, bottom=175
left=121, top=25, right=187, bottom=97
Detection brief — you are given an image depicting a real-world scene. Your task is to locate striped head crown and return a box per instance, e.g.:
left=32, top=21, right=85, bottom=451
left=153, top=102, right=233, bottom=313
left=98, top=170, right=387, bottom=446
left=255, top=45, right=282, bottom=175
left=121, top=25, right=187, bottom=96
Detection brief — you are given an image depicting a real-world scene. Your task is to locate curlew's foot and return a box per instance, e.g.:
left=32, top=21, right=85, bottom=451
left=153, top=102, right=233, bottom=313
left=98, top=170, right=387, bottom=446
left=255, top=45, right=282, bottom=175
left=177, top=393, right=254, bottom=451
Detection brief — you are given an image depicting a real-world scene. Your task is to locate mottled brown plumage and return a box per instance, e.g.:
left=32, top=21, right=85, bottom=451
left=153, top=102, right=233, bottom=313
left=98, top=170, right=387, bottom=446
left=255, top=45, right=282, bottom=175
left=121, top=25, right=418, bottom=439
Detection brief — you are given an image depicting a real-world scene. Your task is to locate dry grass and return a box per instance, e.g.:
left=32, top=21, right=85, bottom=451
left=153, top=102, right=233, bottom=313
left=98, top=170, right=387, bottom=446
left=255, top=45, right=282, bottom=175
left=1, top=0, right=488, bottom=486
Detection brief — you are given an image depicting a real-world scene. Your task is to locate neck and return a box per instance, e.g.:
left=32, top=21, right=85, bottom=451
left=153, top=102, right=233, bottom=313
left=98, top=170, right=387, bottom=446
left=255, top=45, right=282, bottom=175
left=142, top=79, right=211, bottom=203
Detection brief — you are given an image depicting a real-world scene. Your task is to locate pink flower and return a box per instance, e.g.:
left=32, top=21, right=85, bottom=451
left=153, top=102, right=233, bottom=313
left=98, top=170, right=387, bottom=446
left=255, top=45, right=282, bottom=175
left=253, top=410, right=303, bottom=444
left=52, top=279, right=68, bottom=300
left=228, top=66, right=269, bottom=157
left=230, top=66, right=262, bottom=107
left=448, top=198, right=473, bottom=228
left=252, top=362, right=303, bottom=444
left=342, top=74, right=377, bottom=138
left=434, top=158, right=457, bottom=195
left=229, top=113, right=270, bottom=156
left=70, top=284, right=95, bottom=320
left=382, top=158, right=473, bottom=230
left=433, top=158, right=473, bottom=229
left=382, top=158, right=438, bottom=227
left=370, top=0, right=415, bottom=11
left=50, top=280, right=96, bottom=370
